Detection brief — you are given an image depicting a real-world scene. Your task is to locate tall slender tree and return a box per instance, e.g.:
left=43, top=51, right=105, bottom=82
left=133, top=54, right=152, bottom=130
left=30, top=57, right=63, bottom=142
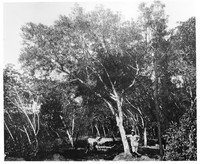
left=138, top=0, right=169, bottom=159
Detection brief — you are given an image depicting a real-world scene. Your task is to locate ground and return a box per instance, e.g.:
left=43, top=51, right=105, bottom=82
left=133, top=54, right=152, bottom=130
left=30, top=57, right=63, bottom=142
left=5, top=145, right=161, bottom=161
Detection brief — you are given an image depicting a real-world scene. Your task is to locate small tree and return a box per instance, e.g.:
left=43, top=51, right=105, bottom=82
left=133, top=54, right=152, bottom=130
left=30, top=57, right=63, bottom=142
left=4, top=65, right=41, bottom=159
left=165, top=99, right=196, bottom=160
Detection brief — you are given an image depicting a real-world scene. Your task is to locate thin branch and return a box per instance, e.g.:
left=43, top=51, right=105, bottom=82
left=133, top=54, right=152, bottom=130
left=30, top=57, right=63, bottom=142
left=5, top=111, right=13, bottom=122
left=126, top=108, right=135, bottom=117
left=13, top=87, right=37, bottom=136
left=139, top=115, right=144, bottom=128
left=121, top=51, right=139, bottom=92
left=101, top=98, right=116, bottom=116
left=4, top=122, right=15, bottom=142
left=100, top=61, right=116, bottom=92
left=59, top=64, right=87, bottom=85
left=23, top=126, right=32, bottom=145
left=18, top=127, right=25, bottom=133
left=127, top=64, right=138, bottom=71
left=7, top=96, right=20, bottom=109
left=36, top=113, right=40, bottom=135
left=125, top=98, right=143, bottom=116
left=86, top=66, right=109, bottom=92
left=123, top=111, right=128, bottom=118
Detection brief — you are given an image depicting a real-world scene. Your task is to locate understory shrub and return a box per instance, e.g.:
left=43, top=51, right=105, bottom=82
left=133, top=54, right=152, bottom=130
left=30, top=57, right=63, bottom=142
left=164, top=107, right=196, bottom=160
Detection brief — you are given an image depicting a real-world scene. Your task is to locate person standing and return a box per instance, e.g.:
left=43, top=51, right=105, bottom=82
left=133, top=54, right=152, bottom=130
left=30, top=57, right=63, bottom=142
left=127, top=130, right=141, bottom=157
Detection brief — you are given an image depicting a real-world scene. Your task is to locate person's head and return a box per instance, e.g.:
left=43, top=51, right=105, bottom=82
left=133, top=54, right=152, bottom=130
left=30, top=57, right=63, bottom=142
left=131, top=130, right=135, bottom=135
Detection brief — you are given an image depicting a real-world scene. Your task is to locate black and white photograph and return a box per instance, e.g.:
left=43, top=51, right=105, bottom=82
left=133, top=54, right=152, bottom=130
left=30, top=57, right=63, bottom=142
left=3, top=0, right=197, bottom=161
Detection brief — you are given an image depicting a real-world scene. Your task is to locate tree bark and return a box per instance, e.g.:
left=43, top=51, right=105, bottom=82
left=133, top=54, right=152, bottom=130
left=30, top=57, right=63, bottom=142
left=144, top=127, right=147, bottom=146
left=4, top=122, right=15, bottom=142
left=66, top=130, right=74, bottom=147
left=114, top=92, right=131, bottom=155
left=115, top=95, right=130, bottom=155
left=95, top=124, right=100, bottom=136
left=154, top=54, right=164, bottom=160
left=101, top=86, right=131, bottom=155
left=102, top=125, right=106, bottom=137
left=91, top=124, right=94, bottom=136
left=116, top=116, right=131, bottom=155
left=72, top=110, right=75, bottom=136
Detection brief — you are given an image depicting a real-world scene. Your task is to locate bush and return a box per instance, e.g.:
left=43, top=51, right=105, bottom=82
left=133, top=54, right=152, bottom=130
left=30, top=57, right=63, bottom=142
left=164, top=107, right=196, bottom=160
left=4, top=129, right=38, bottom=160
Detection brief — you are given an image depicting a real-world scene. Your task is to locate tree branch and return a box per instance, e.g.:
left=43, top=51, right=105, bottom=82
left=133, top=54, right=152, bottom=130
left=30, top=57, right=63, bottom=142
left=13, top=87, right=37, bottom=136
left=23, top=126, right=32, bottom=145
left=122, top=51, right=140, bottom=92
left=125, top=98, right=143, bottom=116
left=86, top=65, right=110, bottom=92
left=4, top=122, right=15, bottom=142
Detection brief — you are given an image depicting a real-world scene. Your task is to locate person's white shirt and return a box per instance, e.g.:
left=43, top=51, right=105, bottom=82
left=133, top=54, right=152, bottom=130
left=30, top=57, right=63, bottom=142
left=127, top=133, right=140, bottom=153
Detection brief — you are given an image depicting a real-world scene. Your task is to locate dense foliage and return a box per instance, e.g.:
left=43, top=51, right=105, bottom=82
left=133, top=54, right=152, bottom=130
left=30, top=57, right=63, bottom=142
left=164, top=17, right=196, bottom=160
left=4, top=65, right=40, bottom=159
left=165, top=104, right=196, bottom=160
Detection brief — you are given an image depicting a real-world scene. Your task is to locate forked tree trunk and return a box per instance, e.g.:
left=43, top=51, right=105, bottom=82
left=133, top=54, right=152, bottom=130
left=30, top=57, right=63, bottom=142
left=116, top=97, right=131, bottom=155
left=103, top=90, right=131, bottom=155
left=116, top=116, right=131, bottom=155
left=66, top=130, right=74, bottom=147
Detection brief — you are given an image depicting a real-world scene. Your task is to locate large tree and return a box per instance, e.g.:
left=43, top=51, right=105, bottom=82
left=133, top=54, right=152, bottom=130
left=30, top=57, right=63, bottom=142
left=19, top=5, right=144, bottom=155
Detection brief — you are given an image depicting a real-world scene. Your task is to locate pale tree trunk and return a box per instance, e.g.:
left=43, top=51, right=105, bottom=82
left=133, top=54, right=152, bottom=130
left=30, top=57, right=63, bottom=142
left=102, top=125, right=106, bottom=137
left=68, top=110, right=75, bottom=148
left=5, top=122, right=15, bottom=142
left=116, top=116, right=131, bottom=155
left=115, top=97, right=131, bottom=155
left=144, top=127, right=147, bottom=146
left=95, top=124, right=100, bottom=136
left=91, top=124, right=94, bottom=136
left=71, top=111, right=75, bottom=136
left=66, top=130, right=74, bottom=147
left=104, top=95, right=131, bottom=155
left=136, top=126, right=140, bottom=135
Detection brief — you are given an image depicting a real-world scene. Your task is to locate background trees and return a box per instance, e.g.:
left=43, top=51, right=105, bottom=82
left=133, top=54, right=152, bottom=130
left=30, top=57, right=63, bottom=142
left=137, top=1, right=170, bottom=158
left=164, top=17, right=196, bottom=161
left=4, top=64, right=42, bottom=159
